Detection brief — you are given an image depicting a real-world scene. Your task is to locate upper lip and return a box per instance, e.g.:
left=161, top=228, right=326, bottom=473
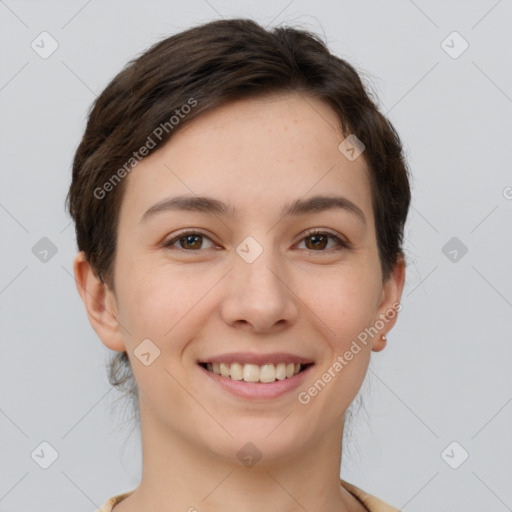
left=198, top=352, right=314, bottom=366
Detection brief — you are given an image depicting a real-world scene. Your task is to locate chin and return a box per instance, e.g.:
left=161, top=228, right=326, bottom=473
left=198, top=419, right=312, bottom=466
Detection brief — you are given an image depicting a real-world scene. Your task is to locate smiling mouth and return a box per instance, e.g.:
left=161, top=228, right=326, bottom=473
left=199, top=362, right=312, bottom=383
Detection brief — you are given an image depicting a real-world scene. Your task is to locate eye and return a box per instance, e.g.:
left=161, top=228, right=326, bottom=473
left=163, top=229, right=351, bottom=253
left=296, top=229, right=350, bottom=252
left=164, top=231, right=217, bottom=251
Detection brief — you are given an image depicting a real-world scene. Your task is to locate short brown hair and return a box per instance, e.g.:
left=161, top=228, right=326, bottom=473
left=66, top=18, right=411, bottom=424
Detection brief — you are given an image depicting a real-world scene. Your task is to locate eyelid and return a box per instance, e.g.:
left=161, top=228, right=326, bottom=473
left=296, top=228, right=352, bottom=250
left=163, top=229, right=218, bottom=249
left=164, top=227, right=351, bottom=252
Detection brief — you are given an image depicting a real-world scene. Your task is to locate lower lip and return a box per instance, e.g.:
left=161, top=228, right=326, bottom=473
left=198, top=364, right=313, bottom=400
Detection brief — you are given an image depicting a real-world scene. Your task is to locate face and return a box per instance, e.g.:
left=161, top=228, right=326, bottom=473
left=78, top=92, right=404, bottom=464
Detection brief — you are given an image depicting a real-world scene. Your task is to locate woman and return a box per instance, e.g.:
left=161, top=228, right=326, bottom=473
left=67, top=18, right=410, bottom=512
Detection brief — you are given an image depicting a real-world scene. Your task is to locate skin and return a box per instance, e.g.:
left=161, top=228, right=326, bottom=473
left=74, top=92, right=405, bottom=512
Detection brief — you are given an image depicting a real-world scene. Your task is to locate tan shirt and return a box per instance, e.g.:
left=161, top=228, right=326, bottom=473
left=96, top=479, right=400, bottom=512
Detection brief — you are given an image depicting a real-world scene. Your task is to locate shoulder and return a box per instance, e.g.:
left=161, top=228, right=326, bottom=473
left=97, top=484, right=397, bottom=512
left=95, top=490, right=134, bottom=512
left=340, top=479, right=401, bottom=512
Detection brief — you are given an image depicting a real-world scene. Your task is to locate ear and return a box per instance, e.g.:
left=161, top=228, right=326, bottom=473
left=73, top=251, right=126, bottom=352
left=372, top=253, right=406, bottom=352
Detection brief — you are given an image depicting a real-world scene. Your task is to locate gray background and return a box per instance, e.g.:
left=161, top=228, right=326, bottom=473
left=1, top=1, right=511, bottom=511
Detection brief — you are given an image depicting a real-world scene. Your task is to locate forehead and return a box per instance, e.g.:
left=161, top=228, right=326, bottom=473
left=119, top=92, right=374, bottom=227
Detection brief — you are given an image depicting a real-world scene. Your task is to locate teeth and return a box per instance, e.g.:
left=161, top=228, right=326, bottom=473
left=275, top=363, right=287, bottom=380
left=220, top=363, right=230, bottom=377
left=259, top=364, right=275, bottom=383
left=230, top=363, right=243, bottom=381
left=243, top=364, right=260, bottom=382
left=203, top=362, right=304, bottom=383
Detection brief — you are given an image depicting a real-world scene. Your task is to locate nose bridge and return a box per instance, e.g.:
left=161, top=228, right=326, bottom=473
left=220, top=234, right=297, bottom=331
left=235, top=235, right=286, bottom=298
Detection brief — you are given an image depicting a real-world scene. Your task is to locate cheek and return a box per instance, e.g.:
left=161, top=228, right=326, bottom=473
left=297, top=271, right=376, bottom=419
left=299, top=264, right=381, bottom=345
left=114, top=267, right=207, bottom=416
left=116, top=261, right=213, bottom=349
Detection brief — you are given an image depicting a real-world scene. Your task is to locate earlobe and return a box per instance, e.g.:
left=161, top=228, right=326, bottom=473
left=372, top=333, right=387, bottom=353
left=372, top=254, right=406, bottom=352
left=73, top=251, right=126, bottom=352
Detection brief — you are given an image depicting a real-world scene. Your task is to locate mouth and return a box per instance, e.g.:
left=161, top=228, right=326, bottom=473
left=198, top=361, right=314, bottom=384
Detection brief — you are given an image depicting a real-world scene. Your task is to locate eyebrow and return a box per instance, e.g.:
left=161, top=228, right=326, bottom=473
left=140, top=194, right=367, bottom=226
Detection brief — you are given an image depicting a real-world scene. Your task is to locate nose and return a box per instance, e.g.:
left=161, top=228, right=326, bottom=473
left=219, top=244, right=299, bottom=334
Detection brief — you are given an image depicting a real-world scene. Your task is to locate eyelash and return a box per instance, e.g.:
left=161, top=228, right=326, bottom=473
left=163, top=229, right=351, bottom=253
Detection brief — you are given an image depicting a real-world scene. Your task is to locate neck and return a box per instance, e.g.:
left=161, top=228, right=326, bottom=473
left=117, top=399, right=364, bottom=512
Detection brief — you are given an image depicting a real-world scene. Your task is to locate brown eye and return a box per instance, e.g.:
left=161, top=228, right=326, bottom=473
left=178, top=234, right=202, bottom=250
left=305, top=233, right=329, bottom=250
left=298, top=230, right=350, bottom=252
left=165, top=231, right=215, bottom=251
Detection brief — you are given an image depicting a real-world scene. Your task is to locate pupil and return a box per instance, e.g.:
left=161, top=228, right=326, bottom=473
left=182, top=235, right=200, bottom=249
left=309, top=234, right=326, bottom=250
